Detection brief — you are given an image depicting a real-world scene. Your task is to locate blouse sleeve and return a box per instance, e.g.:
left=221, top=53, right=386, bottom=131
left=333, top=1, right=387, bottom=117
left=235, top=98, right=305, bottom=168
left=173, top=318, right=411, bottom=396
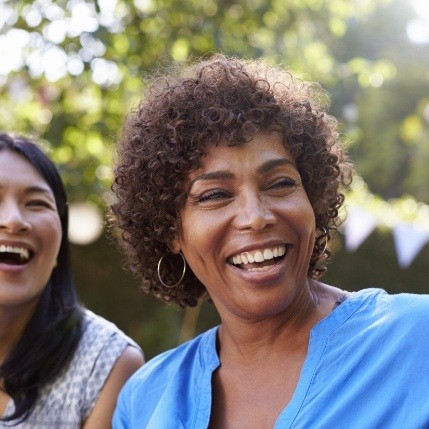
left=77, top=310, right=141, bottom=421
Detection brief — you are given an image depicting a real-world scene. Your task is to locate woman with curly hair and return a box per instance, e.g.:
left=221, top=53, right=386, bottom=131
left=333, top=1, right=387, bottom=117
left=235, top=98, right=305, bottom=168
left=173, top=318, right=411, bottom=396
left=112, top=55, right=429, bottom=428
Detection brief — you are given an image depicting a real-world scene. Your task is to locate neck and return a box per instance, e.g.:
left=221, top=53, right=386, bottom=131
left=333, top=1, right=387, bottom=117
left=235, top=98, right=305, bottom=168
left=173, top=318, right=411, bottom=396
left=216, top=280, right=342, bottom=363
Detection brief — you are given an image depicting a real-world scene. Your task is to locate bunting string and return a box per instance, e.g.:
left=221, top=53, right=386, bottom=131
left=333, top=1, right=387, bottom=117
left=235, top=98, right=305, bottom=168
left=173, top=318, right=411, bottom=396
left=341, top=176, right=429, bottom=268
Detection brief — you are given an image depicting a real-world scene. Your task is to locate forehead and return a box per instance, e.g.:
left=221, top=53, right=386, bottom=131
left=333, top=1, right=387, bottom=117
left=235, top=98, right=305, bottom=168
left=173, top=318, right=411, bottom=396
left=190, top=131, right=294, bottom=177
left=0, top=150, right=50, bottom=190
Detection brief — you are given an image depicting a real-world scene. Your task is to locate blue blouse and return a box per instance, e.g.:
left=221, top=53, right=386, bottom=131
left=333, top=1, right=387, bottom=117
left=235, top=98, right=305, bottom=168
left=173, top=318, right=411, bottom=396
left=114, top=289, right=429, bottom=428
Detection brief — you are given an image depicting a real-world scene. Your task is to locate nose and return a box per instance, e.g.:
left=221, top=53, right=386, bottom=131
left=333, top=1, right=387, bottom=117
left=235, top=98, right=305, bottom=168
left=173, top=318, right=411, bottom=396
left=234, top=192, right=276, bottom=231
left=0, top=202, right=31, bottom=234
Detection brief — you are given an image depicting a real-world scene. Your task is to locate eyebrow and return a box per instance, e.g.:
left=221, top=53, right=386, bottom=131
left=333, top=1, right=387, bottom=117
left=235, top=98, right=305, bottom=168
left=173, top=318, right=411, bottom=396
left=188, top=158, right=296, bottom=189
left=188, top=171, right=234, bottom=189
left=0, top=184, right=53, bottom=196
left=26, top=185, right=52, bottom=193
left=257, top=158, right=295, bottom=174
left=26, top=187, right=56, bottom=200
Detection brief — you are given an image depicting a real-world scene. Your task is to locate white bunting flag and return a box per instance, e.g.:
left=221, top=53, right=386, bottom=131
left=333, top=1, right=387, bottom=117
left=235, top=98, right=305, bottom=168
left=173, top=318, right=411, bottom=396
left=392, top=223, right=429, bottom=268
left=343, top=206, right=378, bottom=251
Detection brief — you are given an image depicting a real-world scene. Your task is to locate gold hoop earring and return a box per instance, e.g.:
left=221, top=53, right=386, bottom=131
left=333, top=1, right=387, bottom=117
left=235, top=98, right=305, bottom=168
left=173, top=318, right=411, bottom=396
left=157, top=252, right=186, bottom=288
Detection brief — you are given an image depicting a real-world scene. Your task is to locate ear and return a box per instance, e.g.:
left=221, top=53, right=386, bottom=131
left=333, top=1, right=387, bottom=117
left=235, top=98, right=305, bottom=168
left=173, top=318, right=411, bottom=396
left=169, top=235, right=181, bottom=254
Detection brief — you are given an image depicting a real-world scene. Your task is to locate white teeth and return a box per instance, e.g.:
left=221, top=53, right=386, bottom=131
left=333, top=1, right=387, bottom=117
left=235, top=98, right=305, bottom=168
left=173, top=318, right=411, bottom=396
left=229, top=245, right=286, bottom=266
left=0, top=245, right=30, bottom=260
left=263, top=249, right=274, bottom=259
left=254, top=250, right=264, bottom=262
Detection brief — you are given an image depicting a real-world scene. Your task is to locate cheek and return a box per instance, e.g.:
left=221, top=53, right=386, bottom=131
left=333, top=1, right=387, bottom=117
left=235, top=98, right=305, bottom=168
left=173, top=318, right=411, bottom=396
left=47, top=217, right=63, bottom=259
left=179, top=210, right=218, bottom=250
left=178, top=216, right=223, bottom=278
left=299, top=210, right=316, bottom=235
left=279, top=196, right=315, bottom=228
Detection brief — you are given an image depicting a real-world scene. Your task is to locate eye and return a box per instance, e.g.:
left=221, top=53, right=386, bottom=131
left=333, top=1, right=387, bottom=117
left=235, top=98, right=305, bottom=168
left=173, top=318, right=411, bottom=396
left=267, top=178, right=297, bottom=190
left=194, top=189, right=231, bottom=203
left=27, top=199, right=54, bottom=209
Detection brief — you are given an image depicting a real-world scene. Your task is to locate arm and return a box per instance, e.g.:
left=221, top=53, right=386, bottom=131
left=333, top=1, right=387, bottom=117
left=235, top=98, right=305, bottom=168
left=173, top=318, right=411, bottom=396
left=82, top=346, right=144, bottom=429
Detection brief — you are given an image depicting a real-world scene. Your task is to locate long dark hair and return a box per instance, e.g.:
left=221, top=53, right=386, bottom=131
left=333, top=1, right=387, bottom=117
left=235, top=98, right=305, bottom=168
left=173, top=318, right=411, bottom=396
left=0, top=132, right=84, bottom=423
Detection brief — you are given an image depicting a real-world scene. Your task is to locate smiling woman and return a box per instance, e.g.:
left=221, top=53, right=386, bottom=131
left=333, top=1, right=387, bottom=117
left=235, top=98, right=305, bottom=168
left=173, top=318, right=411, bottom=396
left=0, top=133, right=144, bottom=428
left=111, top=55, right=429, bottom=428
left=169, top=132, right=317, bottom=322
left=0, top=150, right=62, bottom=308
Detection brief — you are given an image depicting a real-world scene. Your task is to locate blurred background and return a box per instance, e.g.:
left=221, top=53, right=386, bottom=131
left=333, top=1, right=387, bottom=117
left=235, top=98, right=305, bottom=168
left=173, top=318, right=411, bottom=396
left=1, top=0, right=428, bottom=359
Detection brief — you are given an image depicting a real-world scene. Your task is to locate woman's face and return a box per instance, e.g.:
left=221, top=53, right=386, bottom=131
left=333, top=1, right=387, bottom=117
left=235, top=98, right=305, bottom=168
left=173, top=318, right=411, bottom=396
left=172, top=131, right=316, bottom=321
left=0, top=150, right=62, bottom=312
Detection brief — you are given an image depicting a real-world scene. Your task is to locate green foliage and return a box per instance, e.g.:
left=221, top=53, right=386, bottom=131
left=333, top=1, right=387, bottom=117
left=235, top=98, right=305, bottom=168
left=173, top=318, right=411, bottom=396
left=2, top=0, right=429, bottom=356
left=328, top=0, right=429, bottom=202
left=0, top=0, right=399, bottom=205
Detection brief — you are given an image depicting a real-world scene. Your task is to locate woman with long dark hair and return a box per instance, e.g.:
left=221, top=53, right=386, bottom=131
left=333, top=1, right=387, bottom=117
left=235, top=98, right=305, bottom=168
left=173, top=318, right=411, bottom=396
left=0, top=132, right=143, bottom=428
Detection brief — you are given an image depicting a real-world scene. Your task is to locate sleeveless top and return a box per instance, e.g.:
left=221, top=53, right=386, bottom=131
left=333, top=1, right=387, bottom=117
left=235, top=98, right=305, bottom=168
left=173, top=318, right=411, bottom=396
left=1, top=309, right=141, bottom=428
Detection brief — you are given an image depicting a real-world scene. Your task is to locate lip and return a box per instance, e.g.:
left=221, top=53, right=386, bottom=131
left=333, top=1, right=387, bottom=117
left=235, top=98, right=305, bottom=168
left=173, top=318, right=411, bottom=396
left=0, top=261, right=30, bottom=274
left=227, top=255, right=287, bottom=286
left=226, top=241, right=290, bottom=286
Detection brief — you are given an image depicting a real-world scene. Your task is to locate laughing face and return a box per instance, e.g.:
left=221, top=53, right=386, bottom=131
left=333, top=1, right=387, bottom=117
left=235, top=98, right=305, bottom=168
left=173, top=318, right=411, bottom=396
left=0, top=150, right=62, bottom=311
left=172, top=132, right=316, bottom=321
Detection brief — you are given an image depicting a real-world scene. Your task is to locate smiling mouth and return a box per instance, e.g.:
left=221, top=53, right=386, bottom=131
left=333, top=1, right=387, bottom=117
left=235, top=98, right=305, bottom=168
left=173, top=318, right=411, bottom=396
left=0, top=245, right=32, bottom=266
left=227, top=245, right=287, bottom=271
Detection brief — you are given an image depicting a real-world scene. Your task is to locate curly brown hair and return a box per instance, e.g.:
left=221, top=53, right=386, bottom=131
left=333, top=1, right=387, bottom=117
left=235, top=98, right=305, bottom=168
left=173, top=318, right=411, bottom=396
left=112, top=54, right=353, bottom=307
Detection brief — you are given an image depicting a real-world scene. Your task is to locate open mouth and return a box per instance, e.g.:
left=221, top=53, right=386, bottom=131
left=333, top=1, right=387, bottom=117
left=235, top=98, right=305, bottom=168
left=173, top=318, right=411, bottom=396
left=227, top=245, right=287, bottom=271
left=0, top=245, right=32, bottom=266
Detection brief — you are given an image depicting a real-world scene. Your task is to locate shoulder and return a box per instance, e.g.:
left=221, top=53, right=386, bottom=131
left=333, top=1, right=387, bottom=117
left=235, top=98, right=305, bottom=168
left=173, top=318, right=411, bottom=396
left=82, top=346, right=143, bottom=429
left=121, top=327, right=218, bottom=397
left=114, top=327, right=218, bottom=427
left=72, top=310, right=143, bottom=421
left=81, top=309, right=141, bottom=350
left=75, top=309, right=143, bottom=383
left=368, top=288, right=429, bottom=316
left=69, top=309, right=143, bottom=386
left=351, top=287, right=429, bottom=310
left=82, top=308, right=123, bottom=335
left=351, top=288, right=429, bottom=332
left=343, top=289, right=429, bottom=371
left=383, top=291, right=429, bottom=324
left=112, top=346, right=145, bottom=380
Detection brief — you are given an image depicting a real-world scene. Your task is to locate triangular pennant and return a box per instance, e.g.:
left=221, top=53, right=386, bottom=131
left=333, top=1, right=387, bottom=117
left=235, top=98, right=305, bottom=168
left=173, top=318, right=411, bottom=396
left=343, top=206, right=378, bottom=251
left=392, top=223, right=429, bottom=268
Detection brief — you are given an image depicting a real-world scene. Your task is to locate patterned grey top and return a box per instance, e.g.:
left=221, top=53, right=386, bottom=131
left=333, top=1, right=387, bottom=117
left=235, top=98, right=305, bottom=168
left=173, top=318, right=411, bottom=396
left=1, top=309, right=141, bottom=428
